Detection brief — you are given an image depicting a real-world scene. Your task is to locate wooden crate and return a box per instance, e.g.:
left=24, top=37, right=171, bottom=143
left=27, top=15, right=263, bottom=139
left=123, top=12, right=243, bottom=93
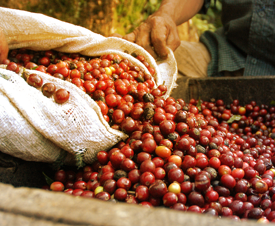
left=0, top=75, right=273, bottom=225
left=171, top=75, right=275, bottom=106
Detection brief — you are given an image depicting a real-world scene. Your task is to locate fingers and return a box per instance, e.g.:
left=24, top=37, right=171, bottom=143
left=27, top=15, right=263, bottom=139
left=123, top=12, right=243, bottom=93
left=133, top=23, right=158, bottom=59
left=123, top=32, right=136, bottom=43
left=150, top=28, right=169, bottom=59
left=166, top=27, right=181, bottom=52
left=150, top=17, right=181, bottom=59
left=0, top=28, right=8, bottom=63
left=109, top=33, right=123, bottom=38
left=123, top=25, right=158, bottom=59
left=122, top=16, right=180, bottom=60
left=0, top=50, right=8, bottom=64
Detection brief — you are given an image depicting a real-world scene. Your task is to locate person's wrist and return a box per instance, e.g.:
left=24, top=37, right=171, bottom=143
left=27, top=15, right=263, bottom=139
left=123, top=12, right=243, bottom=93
left=153, top=10, right=174, bottom=22
left=153, top=3, right=180, bottom=24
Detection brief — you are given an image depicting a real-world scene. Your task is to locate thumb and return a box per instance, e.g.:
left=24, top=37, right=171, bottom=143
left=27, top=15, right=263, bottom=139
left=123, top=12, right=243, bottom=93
left=123, top=32, right=136, bottom=43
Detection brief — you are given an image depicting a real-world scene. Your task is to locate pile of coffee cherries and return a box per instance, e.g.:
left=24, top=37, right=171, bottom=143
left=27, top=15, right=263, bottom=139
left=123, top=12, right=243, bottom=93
left=3, top=49, right=275, bottom=223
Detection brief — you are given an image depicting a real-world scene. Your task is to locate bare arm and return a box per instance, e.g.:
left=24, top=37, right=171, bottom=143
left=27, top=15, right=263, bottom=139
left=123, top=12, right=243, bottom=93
left=123, top=0, right=204, bottom=59
left=0, top=26, right=8, bottom=63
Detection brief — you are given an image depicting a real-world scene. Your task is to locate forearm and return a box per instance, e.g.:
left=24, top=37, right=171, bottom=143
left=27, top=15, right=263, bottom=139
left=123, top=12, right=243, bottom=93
left=154, top=0, right=205, bottom=26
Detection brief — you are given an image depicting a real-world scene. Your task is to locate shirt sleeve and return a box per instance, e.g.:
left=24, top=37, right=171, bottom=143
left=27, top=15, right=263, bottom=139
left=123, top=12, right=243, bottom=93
left=199, top=0, right=212, bottom=14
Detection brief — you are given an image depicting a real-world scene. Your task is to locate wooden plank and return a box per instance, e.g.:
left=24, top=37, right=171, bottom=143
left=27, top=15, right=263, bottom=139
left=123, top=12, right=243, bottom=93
left=0, top=183, right=262, bottom=226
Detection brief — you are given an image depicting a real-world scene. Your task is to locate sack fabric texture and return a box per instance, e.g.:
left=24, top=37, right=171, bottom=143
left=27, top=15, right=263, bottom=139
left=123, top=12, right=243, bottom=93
left=0, top=7, right=178, bottom=165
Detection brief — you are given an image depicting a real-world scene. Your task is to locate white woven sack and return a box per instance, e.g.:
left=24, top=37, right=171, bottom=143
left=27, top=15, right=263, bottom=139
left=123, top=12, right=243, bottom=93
left=0, top=7, right=178, bottom=164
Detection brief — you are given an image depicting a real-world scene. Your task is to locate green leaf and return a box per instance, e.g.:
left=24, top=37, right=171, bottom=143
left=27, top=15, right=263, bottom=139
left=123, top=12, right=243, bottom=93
left=42, top=172, right=54, bottom=186
left=196, top=98, right=202, bottom=111
left=75, top=149, right=86, bottom=169
left=270, top=100, right=275, bottom=106
left=227, top=115, right=242, bottom=124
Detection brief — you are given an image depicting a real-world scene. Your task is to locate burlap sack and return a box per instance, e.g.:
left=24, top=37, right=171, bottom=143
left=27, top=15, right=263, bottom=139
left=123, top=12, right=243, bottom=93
left=174, top=41, right=211, bottom=78
left=0, top=7, right=178, bottom=165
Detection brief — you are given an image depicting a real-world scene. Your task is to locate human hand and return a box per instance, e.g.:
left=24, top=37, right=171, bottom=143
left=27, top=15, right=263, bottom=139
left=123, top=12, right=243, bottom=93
left=123, top=14, right=181, bottom=60
left=0, top=27, right=9, bottom=63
